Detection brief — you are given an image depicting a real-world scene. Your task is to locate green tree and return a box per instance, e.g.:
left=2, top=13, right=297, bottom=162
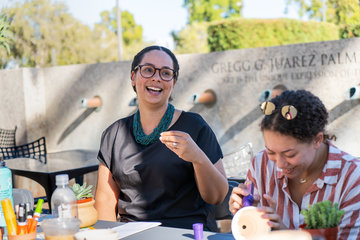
left=97, top=7, right=145, bottom=60
left=98, top=7, right=143, bottom=48
left=286, top=0, right=360, bottom=25
left=0, top=15, right=13, bottom=55
left=172, top=22, right=210, bottom=54
left=0, top=0, right=102, bottom=67
left=0, top=0, right=145, bottom=68
left=183, top=0, right=243, bottom=23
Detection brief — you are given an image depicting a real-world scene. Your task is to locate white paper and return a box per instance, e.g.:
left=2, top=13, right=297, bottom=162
left=112, top=221, right=162, bottom=239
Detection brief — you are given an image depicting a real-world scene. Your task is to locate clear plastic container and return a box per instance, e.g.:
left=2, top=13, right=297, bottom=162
left=0, top=158, right=13, bottom=227
left=41, top=218, right=80, bottom=240
left=51, top=174, right=78, bottom=219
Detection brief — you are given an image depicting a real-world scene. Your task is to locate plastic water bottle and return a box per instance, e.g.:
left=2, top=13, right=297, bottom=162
left=0, top=157, right=13, bottom=227
left=51, top=174, right=78, bottom=219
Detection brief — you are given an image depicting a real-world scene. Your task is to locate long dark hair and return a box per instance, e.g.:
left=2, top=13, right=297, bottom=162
left=261, top=90, right=330, bottom=143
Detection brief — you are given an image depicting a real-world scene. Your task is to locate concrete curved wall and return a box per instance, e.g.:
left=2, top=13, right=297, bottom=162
left=1, top=38, right=359, bottom=158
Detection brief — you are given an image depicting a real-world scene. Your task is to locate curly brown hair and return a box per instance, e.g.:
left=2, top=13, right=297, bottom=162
left=260, top=90, right=329, bottom=143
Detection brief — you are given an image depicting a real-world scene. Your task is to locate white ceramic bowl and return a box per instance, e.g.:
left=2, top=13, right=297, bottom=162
left=231, top=206, right=271, bottom=240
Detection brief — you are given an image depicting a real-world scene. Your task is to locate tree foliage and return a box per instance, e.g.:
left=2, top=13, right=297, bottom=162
left=183, top=0, right=243, bottom=23
left=172, top=22, right=210, bottom=54
left=339, top=24, right=360, bottom=38
left=0, top=0, right=144, bottom=68
left=98, top=8, right=143, bottom=46
left=0, top=15, right=13, bottom=55
left=0, top=0, right=101, bottom=67
left=97, top=7, right=145, bottom=60
left=286, top=0, right=360, bottom=25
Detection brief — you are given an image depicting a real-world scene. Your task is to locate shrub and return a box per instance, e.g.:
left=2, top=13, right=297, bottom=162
left=207, top=18, right=339, bottom=51
left=339, top=24, right=360, bottom=38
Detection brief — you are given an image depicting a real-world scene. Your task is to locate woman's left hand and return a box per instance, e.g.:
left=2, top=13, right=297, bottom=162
left=160, top=131, right=202, bottom=163
left=257, top=194, right=287, bottom=230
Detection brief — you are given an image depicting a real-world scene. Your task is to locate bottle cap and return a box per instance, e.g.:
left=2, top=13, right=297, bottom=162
left=56, top=174, right=69, bottom=186
left=192, top=223, right=203, bottom=240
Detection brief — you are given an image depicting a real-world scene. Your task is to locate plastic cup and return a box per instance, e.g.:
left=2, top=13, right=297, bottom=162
left=41, top=218, right=80, bottom=240
left=7, top=232, right=36, bottom=240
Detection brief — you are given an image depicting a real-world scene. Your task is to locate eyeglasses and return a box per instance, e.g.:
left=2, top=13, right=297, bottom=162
left=134, top=64, right=176, bottom=81
left=260, top=101, right=298, bottom=120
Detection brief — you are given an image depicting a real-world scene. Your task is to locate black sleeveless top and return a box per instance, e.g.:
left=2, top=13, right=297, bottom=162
left=98, top=111, right=223, bottom=231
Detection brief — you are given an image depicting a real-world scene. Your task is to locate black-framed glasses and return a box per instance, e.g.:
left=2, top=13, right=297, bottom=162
left=134, top=64, right=176, bottom=81
left=260, top=101, right=298, bottom=120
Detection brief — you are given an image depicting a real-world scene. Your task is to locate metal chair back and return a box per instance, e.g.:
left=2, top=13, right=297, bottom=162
left=0, top=136, right=47, bottom=163
left=0, top=126, right=17, bottom=148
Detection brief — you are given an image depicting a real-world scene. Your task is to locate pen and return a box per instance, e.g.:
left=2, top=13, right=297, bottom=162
left=28, top=198, right=44, bottom=233
left=17, top=203, right=28, bottom=235
left=25, top=202, right=33, bottom=227
left=1, top=198, right=18, bottom=236
left=15, top=204, right=19, bottom=221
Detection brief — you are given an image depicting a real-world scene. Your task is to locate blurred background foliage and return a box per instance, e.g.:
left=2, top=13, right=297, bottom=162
left=183, top=0, right=243, bottom=23
left=207, top=19, right=339, bottom=52
left=0, top=15, right=13, bottom=55
left=0, top=0, right=359, bottom=68
left=286, top=0, right=360, bottom=25
left=0, top=0, right=146, bottom=68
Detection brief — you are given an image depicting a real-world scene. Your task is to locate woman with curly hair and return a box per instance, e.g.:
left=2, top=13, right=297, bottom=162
left=229, top=90, right=360, bottom=239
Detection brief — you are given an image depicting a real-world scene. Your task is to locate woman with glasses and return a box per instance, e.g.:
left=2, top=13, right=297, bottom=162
left=229, top=90, right=360, bottom=239
left=95, top=46, right=228, bottom=231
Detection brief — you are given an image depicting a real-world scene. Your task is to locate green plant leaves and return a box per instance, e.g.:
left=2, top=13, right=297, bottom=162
left=0, top=15, right=13, bottom=55
left=71, top=182, right=94, bottom=200
left=301, top=200, right=345, bottom=229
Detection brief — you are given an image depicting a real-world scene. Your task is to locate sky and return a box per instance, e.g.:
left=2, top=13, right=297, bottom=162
left=0, top=0, right=301, bottom=49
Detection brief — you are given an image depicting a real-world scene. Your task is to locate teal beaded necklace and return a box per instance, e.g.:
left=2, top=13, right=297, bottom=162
left=133, top=103, right=175, bottom=145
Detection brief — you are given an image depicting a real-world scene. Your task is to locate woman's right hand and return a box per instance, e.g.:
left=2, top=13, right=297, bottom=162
left=229, top=184, right=259, bottom=215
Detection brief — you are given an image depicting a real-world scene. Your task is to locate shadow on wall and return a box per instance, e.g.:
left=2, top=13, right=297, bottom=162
left=57, top=96, right=103, bottom=144
left=219, top=97, right=360, bottom=146
left=218, top=107, right=262, bottom=146
left=57, top=108, right=97, bottom=144
left=218, top=84, right=288, bottom=146
left=328, top=99, right=360, bottom=123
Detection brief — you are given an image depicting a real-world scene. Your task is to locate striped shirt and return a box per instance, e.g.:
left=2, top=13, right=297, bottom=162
left=248, top=142, right=360, bottom=240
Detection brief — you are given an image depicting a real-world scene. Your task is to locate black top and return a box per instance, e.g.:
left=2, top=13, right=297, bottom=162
left=98, top=111, right=223, bottom=231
